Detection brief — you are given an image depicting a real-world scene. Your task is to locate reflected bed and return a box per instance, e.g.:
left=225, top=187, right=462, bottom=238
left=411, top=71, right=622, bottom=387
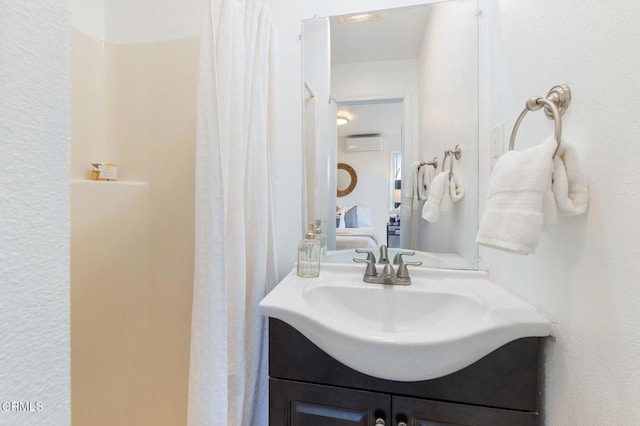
left=335, top=227, right=378, bottom=250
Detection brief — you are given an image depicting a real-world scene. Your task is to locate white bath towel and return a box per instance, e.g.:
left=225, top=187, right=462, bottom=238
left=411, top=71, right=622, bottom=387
left=422, top=171, right=449, bottom=223
left=401, top=161, right=421, bottom=220
left=476, top=137, right=557, bottom=255
left=449, top=170, right=464, bottom=203
left=553, top=143, right=589, bottom=215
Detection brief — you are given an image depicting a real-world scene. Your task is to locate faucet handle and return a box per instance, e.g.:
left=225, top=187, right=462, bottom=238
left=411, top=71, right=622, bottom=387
left=353, top=257, right=378, bottom=277
left=396, top=261, right=422, bottom=279
left=392, top=251, right=416, bottom=265
left=355, top=249, right=376, bottom=263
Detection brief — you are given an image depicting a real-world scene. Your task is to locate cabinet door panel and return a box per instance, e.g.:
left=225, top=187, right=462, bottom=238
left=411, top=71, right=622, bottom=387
left=393, top=396, right=538, bottom=426
left=270, top=378, right=390, bottom=426
left=292, top=401, right=373, bottom=425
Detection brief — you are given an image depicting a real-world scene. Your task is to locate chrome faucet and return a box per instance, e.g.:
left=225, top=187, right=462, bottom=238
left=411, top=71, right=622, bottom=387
left=378, top=245, right=389, bottom=264
left=353, top=245, right=422, bottom=285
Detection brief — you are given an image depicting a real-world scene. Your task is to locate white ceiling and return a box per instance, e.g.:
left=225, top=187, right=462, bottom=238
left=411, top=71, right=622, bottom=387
left=337, top=101, right=403, bottom=139
left=330, top=5, right=432, bottom=65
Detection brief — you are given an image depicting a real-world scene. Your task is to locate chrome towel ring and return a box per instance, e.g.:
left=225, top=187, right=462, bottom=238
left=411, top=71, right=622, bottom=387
left=441, top=145, right=462, bottom=178
left=508, top=85, right=572, bottom=158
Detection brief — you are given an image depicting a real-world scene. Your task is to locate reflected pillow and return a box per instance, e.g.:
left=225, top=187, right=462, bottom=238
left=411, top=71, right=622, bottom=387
left=344, top=206, right=358, bottom=228
left=356, top=206, right=372, bottom=227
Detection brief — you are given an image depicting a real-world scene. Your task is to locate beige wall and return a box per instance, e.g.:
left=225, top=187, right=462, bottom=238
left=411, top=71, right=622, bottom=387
left=71, top=29, right=198, bottom=426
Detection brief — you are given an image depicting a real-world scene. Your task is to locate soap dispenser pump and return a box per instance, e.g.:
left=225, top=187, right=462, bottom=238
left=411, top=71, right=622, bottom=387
left=297, top=229, right=321, bottom=278
left=314, top=219, right=327, bottom=261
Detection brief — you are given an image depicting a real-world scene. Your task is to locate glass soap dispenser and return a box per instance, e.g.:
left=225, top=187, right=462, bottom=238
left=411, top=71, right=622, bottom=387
left=297, top=230, right=321, bottom=278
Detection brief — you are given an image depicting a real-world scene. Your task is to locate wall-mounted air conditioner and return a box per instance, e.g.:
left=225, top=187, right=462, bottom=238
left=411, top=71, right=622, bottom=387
left=344, top=134, right=383, bottom=152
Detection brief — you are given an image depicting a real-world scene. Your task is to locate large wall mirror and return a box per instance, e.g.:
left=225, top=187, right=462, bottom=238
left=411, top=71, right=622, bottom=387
left=302, top=0, right=479, bottom=270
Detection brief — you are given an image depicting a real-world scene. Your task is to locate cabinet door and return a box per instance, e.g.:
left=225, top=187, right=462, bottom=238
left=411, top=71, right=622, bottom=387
left=270, top=378, right=391, bottom=426
left=392, top=396, right=538, bottom=426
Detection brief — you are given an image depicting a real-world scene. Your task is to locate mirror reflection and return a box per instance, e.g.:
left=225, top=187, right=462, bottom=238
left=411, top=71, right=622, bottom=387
left=302, top=0, right=479, bottom=269
left=337, top=163, right=358, bottom=197
left=336, top=101, right=402, bottom=249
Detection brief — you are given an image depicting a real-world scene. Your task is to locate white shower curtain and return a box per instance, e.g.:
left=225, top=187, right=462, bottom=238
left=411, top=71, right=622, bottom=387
left=188, top=0, right=278, bottom=425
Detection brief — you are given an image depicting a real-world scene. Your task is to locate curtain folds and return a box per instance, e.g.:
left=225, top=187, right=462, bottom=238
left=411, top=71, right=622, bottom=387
left=188, top=0, right=278, bottom=424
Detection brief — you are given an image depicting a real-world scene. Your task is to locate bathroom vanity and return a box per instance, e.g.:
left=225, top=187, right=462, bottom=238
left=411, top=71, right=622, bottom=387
left=260, top=260, right=551, bottom=425
left=269, top=318, right=541, bottom=425
left=284, top=0, right=550, bottom=422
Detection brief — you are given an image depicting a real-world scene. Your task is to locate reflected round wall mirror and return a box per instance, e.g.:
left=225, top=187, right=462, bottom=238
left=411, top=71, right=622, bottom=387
left=301, top=0, right=479, bottom=270
left=337, top=163, right=357, bottom=197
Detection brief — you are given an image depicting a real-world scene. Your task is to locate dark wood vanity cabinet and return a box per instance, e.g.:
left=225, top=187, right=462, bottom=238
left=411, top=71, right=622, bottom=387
left=269, top=319, right=541, bottom=426
left=270, top=379, right=390, bottom=425
left=391, top=396, right=537, bottom=425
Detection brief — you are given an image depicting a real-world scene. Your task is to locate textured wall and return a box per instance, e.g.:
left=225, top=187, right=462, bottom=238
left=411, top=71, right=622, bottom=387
left=0, top=1, right=71, bottom=425
left=478, top=0, right=640, bottom=423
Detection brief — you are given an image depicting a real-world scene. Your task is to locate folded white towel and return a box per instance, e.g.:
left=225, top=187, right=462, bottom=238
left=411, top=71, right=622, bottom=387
left=401, top=161, right=421, bottom=220
left=422, top=171, right=449, bottom=223
left=542, top=189, right=559, bottom=231
left=553, top=142, right=588, bottom=215
left=449, top=170, right=464, bottom=203
left=476, top=137, right=557, bottom=255
left=417, top=164, right=433, bottom=200
left=440, top=181, right=453, bottom=213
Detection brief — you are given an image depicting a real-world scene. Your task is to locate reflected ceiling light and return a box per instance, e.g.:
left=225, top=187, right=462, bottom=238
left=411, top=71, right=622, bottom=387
left=337, top=13, right=382, bottom=24
left=337, top=115, right=350, bottom=126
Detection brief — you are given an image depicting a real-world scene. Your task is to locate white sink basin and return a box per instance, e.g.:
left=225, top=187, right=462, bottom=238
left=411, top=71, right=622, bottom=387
left=259, top=263, right=552, bottom=381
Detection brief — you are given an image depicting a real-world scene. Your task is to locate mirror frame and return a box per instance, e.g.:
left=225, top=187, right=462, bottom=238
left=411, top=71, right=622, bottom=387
left=336, top=162, right=357, bottom=197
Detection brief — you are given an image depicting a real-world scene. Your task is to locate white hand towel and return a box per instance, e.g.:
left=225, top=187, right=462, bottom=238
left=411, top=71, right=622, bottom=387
left=401, top=161, right=421, bottom=220
left=422, top=171, right=449, bottom=223
left=476, top=137, right=557, bottom=255
left=417, top=165, right=432, bottom=200
left=542, top=188, right=559, bottom=231
left=449, top=171, right=464, bottom=203
left=440, top=182, right=453, bottom=213
left=553, top=143, right=588, bottom=215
